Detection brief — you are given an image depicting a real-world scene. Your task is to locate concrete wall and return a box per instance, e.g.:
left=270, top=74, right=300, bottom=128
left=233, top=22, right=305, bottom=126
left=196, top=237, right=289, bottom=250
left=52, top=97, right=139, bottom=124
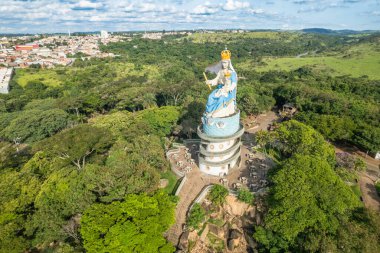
left=174, top=176, right=187, bottom=196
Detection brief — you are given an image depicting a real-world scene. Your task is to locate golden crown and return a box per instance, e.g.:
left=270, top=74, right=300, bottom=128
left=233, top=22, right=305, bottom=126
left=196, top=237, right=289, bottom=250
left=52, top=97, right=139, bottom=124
left=221, top=49, right=231, bottom=60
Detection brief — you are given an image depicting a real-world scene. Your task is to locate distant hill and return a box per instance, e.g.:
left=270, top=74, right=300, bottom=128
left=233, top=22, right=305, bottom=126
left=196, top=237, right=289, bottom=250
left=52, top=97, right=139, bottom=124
left=301, top=28, right=378, bottom=35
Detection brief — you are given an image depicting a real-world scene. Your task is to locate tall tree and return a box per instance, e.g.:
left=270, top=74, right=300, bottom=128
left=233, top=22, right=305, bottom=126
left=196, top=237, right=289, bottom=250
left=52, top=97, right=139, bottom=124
left=34, top=124, right=114, bottom=170
left=254, top=121, right=361, bottom=251
left=81, top=191, right=175, bottom=253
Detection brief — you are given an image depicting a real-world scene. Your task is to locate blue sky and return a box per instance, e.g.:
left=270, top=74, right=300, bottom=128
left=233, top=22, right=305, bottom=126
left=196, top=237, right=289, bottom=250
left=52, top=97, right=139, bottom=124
left=0, top=0, right=379, bottom=33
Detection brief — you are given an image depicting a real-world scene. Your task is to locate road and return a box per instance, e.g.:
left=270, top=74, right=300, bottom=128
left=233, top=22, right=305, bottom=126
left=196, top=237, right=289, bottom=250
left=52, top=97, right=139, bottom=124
left=335, top=144, right=380, bottom=211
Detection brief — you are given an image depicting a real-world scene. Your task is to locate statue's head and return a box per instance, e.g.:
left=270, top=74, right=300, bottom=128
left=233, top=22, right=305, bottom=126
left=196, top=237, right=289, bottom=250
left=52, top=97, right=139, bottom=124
left=221, top=60, right=229, bottom=70
left=221, top=49, right=231, bottom=70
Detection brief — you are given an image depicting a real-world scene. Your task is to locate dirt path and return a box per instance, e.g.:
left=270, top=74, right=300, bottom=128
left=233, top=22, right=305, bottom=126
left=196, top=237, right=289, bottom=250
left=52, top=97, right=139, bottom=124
left=335, top=144, right=379, bottom=175
left=359, top=172, right=380, bottom=211
left=335, top=145, right=380, bottom=211
left=244, top=111, right=279, bottom=134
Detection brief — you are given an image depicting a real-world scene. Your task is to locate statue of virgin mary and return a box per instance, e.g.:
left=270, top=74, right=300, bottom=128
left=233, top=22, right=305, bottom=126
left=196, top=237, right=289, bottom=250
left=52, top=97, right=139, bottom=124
left=204, top=49, right=237, bottom=119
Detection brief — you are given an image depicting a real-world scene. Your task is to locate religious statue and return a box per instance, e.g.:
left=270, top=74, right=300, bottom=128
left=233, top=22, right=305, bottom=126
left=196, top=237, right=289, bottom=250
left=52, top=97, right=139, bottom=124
left=197, top=49, right=243, bottom=176
left=203, top=49, right=237, bottom=118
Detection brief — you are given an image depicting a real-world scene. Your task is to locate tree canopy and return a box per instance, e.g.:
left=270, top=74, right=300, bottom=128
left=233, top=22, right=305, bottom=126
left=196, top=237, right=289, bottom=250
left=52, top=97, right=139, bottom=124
left=81, top=191, right=176, bottom=253
left=209, top=184, right=229, bottom=206
left=253, top=121, right=365, bottom=252
left=34, top=124, right=114, bottom=170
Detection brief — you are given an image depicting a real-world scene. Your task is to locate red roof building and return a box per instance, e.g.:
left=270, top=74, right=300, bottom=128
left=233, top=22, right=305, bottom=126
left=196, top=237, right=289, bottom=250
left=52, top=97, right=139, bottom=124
left=15, top=44, right=39, bottom=51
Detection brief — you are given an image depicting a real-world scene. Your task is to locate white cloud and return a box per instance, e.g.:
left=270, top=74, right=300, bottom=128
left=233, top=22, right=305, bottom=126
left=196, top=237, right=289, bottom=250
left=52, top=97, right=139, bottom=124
left=124, top=4, right=135, bottom=12
left=139, top=3, right=156, bottom=12
left=223, top=0, right=250, bottom=11
left=192, top=3, right=219, bottom=15
left=293, top=0, right=316, bottom=4
left=23, top=12, right=52, bottom=19
left=248, top=8, right=265, bottom=14
left=0, top=0, right=377, bottom=33
left=75, top=1, right=103, bottom=9
left=0, top=5, right=20, bottom=12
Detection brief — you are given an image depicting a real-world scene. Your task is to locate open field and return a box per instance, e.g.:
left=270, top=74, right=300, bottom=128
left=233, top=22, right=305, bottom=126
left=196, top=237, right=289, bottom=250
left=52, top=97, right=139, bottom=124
left=253, top=43, right=380, bottom=79
left=187, top=31, right=300, bottom=43
left=14, top=62, right=160, bottom=88
left=14, top=68, right=64, bottom=87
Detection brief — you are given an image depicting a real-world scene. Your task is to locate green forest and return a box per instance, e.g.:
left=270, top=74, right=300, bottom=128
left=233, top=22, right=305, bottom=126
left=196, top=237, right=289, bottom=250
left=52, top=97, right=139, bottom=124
left=0, top=31, right=379, bottom=252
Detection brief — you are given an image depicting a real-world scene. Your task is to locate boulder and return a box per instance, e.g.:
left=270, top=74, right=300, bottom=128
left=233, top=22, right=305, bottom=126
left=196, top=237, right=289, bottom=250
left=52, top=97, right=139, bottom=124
left=188, top=230, right=198, bottom=242
left=227, top=239, right=235, bottom=251
left=230, top=229, right=242, bottom=239
left=208, top=223, right=225, bottom=238
left=178, top=230, right=189, bottom=250
left=210, top=212, right=219, bottom=219
left=249, top=206, right=256, bottom=219
left=255, top=212, right=262, bottom=226
left=225, top=195, right=250, bottom=216
left=244, top=232, right=258, bottom=250
left=227, top=229, right=242, bottom=250
left=225, top=212, right=234, bottom=223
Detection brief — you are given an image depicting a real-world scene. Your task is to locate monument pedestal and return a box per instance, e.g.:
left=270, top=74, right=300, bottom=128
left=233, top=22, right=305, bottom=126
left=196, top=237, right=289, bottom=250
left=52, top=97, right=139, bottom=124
left=197, top=110, right=244, bottom=176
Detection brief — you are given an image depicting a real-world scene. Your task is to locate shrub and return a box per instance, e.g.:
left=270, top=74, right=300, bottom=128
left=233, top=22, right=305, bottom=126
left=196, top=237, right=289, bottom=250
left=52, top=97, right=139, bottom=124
left=237, top=188, right=254, bottom=204
left=209, top=185, right=229, bottom=206
left=187, top=203, right=205, bottom=229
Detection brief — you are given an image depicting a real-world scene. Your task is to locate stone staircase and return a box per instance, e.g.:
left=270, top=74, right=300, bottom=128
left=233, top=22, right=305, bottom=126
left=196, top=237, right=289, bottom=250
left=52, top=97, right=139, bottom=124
left=166, top=170, right=213, bottom=245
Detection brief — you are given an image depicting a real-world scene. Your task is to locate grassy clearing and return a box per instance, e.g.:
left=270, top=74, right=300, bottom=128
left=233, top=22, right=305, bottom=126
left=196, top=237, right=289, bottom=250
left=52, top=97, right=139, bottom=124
left=160, top=170, right=178, bottom=195
left=14, top=68, right=63, bottom=87
left=350, top=184, right=362, bottom=198
left=254, top=43, right=380, bottom=79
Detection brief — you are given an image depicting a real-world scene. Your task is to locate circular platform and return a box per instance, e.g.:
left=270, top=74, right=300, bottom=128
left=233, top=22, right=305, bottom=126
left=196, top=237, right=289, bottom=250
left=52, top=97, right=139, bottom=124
left=202, top=110, right=241, bottom=137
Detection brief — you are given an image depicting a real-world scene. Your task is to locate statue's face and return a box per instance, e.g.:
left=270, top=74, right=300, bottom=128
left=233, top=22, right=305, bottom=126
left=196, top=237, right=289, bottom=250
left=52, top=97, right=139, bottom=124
left=221, top=60, right=229, bottom=70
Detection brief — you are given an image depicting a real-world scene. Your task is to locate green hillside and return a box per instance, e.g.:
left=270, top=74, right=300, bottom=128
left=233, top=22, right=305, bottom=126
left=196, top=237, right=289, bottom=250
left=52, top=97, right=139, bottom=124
left=255, top=43, right=380, bottom=79
left=187, top=31, right=300, bottom=43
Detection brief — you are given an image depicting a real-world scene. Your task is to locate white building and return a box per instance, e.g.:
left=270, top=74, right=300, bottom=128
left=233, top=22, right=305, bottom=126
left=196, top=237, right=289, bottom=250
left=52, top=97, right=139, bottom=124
left=0, top=68, right=13, bottom=94
left=100, top=30, right=109, bottom=39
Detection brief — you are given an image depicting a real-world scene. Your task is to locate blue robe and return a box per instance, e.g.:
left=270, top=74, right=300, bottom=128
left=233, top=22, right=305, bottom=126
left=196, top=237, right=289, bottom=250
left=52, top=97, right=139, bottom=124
left=205, top=71, right=237, bottom=115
